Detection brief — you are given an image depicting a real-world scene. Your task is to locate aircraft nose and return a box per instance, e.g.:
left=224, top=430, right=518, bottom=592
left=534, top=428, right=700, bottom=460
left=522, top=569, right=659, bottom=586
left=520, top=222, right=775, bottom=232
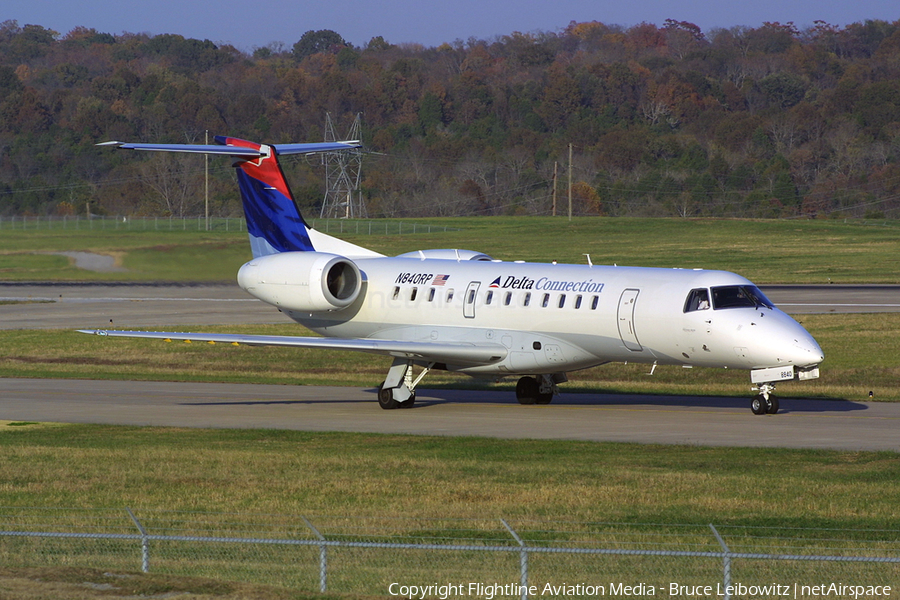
left=787, top=328, right=825, bottom=367
left=769, top=313, right=824, bottom=368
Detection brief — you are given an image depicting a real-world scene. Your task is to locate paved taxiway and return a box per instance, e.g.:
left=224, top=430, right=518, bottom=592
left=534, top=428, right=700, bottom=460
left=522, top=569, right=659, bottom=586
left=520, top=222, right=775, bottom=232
left=0, top=378, right=897, bottom=452
left=1, top=282, right=897, bottom=451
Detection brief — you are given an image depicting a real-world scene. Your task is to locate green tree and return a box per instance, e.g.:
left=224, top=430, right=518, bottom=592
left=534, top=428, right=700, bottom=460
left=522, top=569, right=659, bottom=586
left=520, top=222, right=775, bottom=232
left=293, top=30, right=347, bottom=60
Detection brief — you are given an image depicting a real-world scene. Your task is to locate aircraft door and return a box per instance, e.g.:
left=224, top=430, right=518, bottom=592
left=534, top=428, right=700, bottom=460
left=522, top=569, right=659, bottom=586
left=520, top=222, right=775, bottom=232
left=617, top=288, right=643, bottom=351
left=464, top=281, right=480, bottom=319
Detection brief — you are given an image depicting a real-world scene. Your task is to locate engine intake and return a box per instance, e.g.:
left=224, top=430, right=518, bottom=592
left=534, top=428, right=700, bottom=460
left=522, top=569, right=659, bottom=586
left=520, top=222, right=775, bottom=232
left=237, top=252, right=362, bottom=312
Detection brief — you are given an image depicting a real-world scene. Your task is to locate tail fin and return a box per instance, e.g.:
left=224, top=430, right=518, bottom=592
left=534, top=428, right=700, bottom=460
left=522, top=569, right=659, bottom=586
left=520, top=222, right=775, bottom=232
left=215, top=136, right=313, bottom=257
left=100, top=137, right=381, bottom=259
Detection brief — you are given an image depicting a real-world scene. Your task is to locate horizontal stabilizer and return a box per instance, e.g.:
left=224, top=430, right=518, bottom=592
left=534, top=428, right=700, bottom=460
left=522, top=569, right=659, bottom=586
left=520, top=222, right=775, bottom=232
left=96, top=140, right=361, bottom=157
left=78, top=330, right=508, bottom=367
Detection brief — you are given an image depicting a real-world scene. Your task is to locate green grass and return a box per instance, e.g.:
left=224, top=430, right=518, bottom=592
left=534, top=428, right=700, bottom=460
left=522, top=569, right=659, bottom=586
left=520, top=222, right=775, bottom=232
left=1, top=425, right=898, bottom=530
left=1, top=217, right=899, bottom=283
left=2, top=312, right=898, bottom=401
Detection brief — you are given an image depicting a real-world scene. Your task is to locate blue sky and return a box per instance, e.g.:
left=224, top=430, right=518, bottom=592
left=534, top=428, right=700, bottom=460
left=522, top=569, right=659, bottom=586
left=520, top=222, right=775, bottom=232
left=7, top=0, right=900, bottom=51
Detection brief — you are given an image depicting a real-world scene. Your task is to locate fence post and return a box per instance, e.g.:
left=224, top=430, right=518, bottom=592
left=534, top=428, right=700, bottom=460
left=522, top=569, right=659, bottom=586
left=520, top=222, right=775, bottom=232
left=710, top=524, right=731, bottom=600
left=126, top=508, right=150, bottom=573
left=302, top=516, right=327, bottom=593
left=502, top=519, right=528, bottom=600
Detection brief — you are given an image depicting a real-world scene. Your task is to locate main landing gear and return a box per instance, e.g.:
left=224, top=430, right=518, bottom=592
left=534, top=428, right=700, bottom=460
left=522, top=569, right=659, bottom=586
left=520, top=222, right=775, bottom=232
left=378, top=358, right=433, bottom=410
left=751, top=382, right=779, bottom=415
left=515, top=374, right=564, bottom=405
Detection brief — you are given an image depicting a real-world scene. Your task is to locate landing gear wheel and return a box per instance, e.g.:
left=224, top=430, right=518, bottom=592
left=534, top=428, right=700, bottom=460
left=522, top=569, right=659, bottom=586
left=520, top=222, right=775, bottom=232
left=535, top=391, right=553, bottom=404
left=400, top=393, right=416, bottom=409
left=516, top=377, right=539, bottom=405
left=765, top=394, right=779, bottom=414
left=378, top=385, right=399, bottom=410
left=751, top=394, right=767, bottom=415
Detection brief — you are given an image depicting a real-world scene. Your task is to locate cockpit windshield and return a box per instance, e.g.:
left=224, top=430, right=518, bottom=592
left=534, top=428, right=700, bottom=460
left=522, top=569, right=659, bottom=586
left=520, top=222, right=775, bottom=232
left=711, top=285, right=774, bottom=310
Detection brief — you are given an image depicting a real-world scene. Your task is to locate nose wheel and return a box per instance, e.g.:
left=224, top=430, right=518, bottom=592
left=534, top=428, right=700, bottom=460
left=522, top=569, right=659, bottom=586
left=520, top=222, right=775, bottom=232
left=751, top=384, right=779, bottom=415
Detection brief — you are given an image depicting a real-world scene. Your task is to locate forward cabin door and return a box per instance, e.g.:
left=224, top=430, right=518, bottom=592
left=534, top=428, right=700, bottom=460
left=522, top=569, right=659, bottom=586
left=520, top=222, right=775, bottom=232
left=617, top=288, right=643, bottom=351
left=464, top=281, right=480, bottom=319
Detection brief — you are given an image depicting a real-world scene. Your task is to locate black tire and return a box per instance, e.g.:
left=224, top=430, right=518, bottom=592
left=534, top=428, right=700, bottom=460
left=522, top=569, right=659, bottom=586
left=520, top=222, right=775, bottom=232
left=516, top=377, right=539, bottom=405
left=765, top=394, right=779, bottom=414
left=750, top=394, right=767, bottom=415
left=400, top=393, right=416, bottom=409
left=378, top=385, right=399, bottom=410
left=535, top=391, right=553, bottom=404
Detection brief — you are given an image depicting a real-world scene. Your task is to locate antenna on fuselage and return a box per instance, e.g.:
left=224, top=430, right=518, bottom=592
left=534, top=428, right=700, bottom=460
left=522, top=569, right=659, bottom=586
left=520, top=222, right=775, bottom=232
left=583, top=253, right=593, bottom=267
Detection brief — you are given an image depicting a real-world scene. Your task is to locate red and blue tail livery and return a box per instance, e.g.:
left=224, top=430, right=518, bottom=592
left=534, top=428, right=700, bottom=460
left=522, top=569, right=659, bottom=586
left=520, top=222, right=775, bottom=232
left=98, top=137, right=361, bottom=258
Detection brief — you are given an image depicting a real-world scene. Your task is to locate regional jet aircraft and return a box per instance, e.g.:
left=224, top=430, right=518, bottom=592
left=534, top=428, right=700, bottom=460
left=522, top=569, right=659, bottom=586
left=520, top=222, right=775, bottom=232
left=86, top=137, right=824, bottom=414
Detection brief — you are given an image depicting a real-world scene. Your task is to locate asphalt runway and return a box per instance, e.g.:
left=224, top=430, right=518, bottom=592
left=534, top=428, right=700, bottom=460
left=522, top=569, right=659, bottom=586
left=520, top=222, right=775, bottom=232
left=1, top=282, right=898, bottom=451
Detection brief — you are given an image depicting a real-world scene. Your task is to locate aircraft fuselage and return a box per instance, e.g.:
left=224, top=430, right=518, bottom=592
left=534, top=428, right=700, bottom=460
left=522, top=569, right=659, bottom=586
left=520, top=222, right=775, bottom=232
left=240, top=255, right=823, bottom=378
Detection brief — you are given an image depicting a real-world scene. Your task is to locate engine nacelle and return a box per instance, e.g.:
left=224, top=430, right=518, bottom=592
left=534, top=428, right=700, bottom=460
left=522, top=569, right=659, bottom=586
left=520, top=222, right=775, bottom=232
left=237, top=252, right=362, bottom=312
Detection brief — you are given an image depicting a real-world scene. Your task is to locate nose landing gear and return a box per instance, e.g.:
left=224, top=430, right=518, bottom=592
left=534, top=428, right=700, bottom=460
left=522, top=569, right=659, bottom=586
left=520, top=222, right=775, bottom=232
left=751, top=383, right=779, bottom=415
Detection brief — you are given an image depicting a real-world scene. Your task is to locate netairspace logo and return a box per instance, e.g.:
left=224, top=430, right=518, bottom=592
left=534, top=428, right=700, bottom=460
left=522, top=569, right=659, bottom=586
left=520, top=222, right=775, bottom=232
left=387, top=581, right=893, bottom=599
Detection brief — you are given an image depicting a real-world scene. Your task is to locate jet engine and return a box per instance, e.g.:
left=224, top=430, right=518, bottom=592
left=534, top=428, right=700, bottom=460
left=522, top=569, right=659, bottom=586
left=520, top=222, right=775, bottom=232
left=237, top=252, right=362, bottom=312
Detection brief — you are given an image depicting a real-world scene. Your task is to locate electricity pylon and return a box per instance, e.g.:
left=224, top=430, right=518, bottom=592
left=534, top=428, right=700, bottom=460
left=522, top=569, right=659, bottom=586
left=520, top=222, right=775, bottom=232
left=320, top=113, right=366, bottom=219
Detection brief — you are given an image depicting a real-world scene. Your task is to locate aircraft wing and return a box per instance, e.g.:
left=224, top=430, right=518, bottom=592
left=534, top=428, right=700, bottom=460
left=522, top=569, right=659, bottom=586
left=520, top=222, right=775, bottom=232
left=77, top=330, right=508, bottom=367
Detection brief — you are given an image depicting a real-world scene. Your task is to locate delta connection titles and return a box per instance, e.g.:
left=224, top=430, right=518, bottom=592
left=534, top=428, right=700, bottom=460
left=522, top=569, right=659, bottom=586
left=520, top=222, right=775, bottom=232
left=393, top=272, right=606, bottom=294
left=388, top=582, right=892, bottom=599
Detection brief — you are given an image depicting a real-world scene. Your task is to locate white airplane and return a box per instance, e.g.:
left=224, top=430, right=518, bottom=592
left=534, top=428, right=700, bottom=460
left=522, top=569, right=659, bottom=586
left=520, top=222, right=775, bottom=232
left=85, top=136, right=824, bottom=415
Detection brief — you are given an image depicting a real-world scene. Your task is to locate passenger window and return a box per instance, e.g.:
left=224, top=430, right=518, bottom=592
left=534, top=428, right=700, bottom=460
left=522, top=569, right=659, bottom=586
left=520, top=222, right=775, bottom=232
left=446, top=289, right=454, bottom=302
left=541, top=293, right=550, bottom=308
left=504, top=292, right=512, bottom=306
left=558, top=294, right=566, bottom=308
left=428, top=288, right=435, bottom=302
left=523, top=292, right=531, bottom=307
left=575, top=295, right=582, bottom=309
left=591, top=296, right=599, bottom=310
left=392, top=286, right=400, bottom=300
left=684, top=288, right=710, bottom=312
left=486, top=290, right=493, bottom=305
left=410, top=287, right=418, bottom=301
left=467, top=289, right=476, bottom=304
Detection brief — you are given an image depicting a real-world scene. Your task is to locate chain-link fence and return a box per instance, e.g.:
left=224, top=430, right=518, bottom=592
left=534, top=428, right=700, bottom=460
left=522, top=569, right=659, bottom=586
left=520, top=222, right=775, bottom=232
left=1, top=508, right=898, bottom=597
left=0, top=215, right=455, bottom=235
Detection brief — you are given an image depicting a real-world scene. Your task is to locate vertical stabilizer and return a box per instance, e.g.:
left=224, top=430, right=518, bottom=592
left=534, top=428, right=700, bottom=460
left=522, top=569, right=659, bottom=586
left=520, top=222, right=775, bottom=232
left=216, top=136, right=313, bottom=258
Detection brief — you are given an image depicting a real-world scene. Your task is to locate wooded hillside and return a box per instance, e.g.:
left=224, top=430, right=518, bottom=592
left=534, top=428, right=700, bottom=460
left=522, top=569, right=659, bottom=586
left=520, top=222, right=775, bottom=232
left=1, top=19, right=899, bottom=219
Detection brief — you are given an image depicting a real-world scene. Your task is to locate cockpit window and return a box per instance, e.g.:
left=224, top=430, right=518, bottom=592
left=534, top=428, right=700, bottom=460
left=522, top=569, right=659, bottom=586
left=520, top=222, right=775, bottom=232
left=711, top=285, right=773, bottom=310
left=684, top=288, right=711, bottom=312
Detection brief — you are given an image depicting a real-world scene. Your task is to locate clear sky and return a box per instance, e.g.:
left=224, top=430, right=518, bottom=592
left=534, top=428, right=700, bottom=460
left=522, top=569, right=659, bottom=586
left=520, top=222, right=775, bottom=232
left=7, top=0, right=900, bottom=51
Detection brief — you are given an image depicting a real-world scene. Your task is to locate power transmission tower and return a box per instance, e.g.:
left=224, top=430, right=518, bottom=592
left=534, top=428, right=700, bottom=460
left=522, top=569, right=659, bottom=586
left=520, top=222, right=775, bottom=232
left=320, top=113, right=366, bottom=219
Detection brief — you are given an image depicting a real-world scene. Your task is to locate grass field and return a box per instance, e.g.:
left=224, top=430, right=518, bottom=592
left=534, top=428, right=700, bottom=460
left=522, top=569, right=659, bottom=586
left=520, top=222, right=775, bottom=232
left=1, top=217, right=899, bottom=283
left=1, top=312, right=898, bottom=401
left=1, top=424, right=897, bottom=528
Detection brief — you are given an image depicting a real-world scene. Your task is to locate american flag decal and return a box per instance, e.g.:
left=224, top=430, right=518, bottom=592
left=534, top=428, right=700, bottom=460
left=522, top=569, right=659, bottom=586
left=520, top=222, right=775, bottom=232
left=432, top=274, right=450, bottom=286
